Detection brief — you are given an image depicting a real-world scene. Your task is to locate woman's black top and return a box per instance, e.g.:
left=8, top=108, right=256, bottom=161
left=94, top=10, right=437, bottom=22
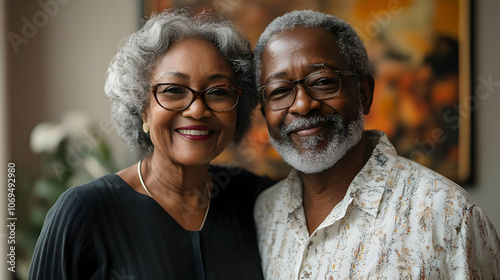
left=28, top=165, right=272, bottom=279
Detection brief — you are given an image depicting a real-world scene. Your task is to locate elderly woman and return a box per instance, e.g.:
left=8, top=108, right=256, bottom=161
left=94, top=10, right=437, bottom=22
left=29, top=10, right=270, bottom=279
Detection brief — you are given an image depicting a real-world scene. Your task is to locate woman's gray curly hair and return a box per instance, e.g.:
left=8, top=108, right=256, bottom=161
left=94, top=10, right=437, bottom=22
left=253, top=10, right=371, bottom=86
left=105, top=9, right=257, bottom=155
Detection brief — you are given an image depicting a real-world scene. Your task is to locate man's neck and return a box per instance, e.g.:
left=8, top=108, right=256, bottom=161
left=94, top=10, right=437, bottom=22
left=301, top=132, right=374, bottom=235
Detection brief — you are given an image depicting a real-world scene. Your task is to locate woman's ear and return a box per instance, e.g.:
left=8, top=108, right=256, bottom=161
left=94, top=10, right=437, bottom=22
left=359, top=74, right=375, bottom=115
left=141, top=110, right=149, bottom=133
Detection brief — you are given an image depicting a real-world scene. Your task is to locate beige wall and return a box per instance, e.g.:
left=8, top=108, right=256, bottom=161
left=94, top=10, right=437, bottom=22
left=6, top=0, right=140, bottom=176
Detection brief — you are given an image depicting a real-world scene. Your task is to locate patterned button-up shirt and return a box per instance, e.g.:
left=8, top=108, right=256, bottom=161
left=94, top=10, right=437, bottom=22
left=254, top=130, right=500, bottom=279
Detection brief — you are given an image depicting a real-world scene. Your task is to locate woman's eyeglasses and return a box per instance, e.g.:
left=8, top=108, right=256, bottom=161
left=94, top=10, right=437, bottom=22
left=151, top=83, right=242, bottom=112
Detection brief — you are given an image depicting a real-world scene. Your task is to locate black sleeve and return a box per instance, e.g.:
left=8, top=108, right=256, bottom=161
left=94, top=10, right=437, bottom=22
left=28, top=188, right=97, bottom=280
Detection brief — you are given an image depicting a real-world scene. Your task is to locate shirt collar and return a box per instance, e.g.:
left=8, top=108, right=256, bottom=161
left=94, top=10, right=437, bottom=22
left=280, top=130, right=397, bottom=217
left=282, top=169, right=303, bottom=213
left=348, top=130, right=397, bottom=217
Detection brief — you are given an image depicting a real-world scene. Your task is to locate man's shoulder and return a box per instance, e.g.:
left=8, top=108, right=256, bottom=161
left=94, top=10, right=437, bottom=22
left=391, top=154, right=473, bottom=207
left=253, top=178, right=290, bottom=234
left=365, top=130, right=473, bottom=207
left=393, top=155, right=460, bottom=187
left=256, top=178, right=287, bottom=205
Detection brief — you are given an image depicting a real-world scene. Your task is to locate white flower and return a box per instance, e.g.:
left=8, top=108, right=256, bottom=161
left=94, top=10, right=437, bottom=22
left=83, top=156, right=109, bottom=178
left=30, top=122, right=66, bottom=153
left=30, top=112, right=91, bottom=154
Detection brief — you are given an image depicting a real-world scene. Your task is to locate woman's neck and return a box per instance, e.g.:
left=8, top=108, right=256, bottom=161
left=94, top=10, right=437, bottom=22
left=144, top=152, right=211, bottom=197
left=140, top=152, right=212, bottom=231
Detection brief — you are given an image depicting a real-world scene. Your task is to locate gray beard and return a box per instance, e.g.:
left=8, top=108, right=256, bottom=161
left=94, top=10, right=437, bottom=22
left=269, top=108, right=365, bottom=174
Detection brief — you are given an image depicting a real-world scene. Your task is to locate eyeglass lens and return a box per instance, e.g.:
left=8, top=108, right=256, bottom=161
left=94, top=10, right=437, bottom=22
left=262, top=71, right=342, bottom=110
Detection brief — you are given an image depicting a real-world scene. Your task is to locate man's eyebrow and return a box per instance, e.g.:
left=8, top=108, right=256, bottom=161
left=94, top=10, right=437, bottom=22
left=264, top=63, right=338, bottom=83
left=310, top=62, right=328, bottom=69
left=309, top=62, right=337, bottom=71
left=265, top=71, right=289, bottom=83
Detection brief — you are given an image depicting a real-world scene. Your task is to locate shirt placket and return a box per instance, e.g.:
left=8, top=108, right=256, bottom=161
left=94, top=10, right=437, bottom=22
left=295, top=195, right=355, bottom=279
left=288, top=206, right=310, bottom=279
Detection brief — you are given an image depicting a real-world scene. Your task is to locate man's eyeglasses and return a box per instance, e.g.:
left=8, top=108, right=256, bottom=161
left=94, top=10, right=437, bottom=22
left=258, top=70, right=358, bottom=111
left=151, top=83, right=242, bottom=112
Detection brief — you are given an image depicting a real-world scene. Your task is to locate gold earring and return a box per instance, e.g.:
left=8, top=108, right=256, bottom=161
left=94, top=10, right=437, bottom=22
left=142, top=122, right=149, bottom=133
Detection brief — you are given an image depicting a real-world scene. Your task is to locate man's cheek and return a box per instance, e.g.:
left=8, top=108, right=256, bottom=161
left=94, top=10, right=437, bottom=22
left=264, top=114, right=283, bottom=136
left=268, top=128, right=283, bottom=142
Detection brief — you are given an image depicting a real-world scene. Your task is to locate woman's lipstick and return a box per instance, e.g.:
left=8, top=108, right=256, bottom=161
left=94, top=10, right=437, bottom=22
left=176, top=125, right=214, bottom=141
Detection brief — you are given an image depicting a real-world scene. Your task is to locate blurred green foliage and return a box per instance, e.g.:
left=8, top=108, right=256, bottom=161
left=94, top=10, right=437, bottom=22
left=17, top=119, right=116, bottom=279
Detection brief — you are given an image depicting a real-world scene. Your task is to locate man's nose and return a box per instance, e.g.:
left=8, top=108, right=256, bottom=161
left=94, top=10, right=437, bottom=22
left=287, top=85, right=322, bottom=115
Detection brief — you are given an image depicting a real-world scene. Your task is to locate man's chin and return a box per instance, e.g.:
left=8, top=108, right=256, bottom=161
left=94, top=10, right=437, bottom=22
left=293, top=144, right=327, bottom=155
left=293, top=134, right=328, bottom=150
left=269, top=136, right=333, bottom=174
left=269, top=125, right=363, bottom=174
left=269, top=109, right=365, bottom=174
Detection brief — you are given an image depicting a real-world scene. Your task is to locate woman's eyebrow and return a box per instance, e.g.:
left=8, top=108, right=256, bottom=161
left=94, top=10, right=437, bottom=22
left=155, top=71, right=189, bottom=82
left=207, top=73, right=233, bottom=81
left=155, top=72, right=232, bottom=83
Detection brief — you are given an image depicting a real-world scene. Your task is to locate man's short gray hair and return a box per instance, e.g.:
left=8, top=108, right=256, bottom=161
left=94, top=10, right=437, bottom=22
left=254, top=10, right=370, bottom=86
left=105, top=9, right=257, bottom=155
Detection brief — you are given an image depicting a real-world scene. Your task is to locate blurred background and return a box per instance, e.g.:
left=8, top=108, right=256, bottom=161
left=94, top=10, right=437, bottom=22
left=1, top=0, right=499, bottom=279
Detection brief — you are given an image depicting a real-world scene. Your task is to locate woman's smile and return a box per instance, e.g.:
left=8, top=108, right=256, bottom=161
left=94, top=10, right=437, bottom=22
left=176, top=125, right=214, bottom=141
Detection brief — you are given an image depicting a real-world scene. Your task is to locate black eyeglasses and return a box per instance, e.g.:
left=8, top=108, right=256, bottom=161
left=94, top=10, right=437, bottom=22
left=258, top=70, right=358, bottom=110
left=151, top=83, right=242, bottom=112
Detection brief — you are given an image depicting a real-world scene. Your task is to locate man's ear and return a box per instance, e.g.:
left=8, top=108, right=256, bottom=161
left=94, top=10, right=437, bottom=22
left=260, top=104, right=266, bottom=117
left=359, top=74, right=375, bottom=115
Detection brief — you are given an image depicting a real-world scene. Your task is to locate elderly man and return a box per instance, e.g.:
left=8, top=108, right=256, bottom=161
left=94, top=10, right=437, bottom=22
left=253, top=10, right=500, bottom=279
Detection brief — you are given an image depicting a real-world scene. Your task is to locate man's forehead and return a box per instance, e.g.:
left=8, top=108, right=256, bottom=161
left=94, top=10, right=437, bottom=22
left=261, top=27, right=341, bottom=63
left=260, top=27, right=349, bottom=79
left=267, top=27, right=336, bottom=46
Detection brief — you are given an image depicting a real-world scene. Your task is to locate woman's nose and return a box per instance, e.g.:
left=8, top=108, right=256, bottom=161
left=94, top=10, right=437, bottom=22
left=182, top=96, right=213, bottom=119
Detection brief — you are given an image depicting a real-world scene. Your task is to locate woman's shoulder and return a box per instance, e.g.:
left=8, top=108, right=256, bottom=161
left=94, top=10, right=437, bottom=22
left=67, top=173, right=125, bottom=196
left=53, top=174, right=131, bottom=213
left=38, top=175, right=121, bottom=236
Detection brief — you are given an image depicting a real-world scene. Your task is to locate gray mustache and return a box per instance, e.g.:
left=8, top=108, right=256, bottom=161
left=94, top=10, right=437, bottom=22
left=280, top=114, right=342, bottom=138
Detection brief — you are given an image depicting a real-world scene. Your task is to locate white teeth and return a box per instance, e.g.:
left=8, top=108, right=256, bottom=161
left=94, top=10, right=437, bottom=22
left=178, top=129, right=211, bottom=136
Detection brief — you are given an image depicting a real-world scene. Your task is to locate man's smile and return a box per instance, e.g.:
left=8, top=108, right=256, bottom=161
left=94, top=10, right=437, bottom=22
left=289, top=123, right=329, bottom=137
